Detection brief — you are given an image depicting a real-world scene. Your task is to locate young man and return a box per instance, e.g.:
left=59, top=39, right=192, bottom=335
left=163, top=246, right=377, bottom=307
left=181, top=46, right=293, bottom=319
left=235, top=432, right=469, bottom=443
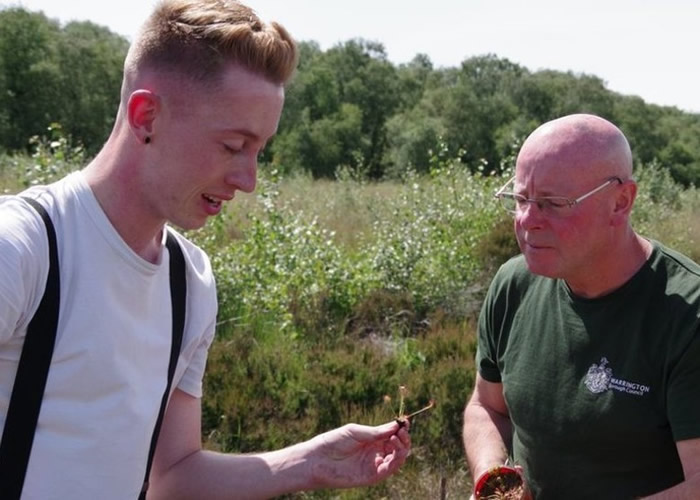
left=463, top=114, right=700, bottom=499
left=0, top=1, right=410, bottom=498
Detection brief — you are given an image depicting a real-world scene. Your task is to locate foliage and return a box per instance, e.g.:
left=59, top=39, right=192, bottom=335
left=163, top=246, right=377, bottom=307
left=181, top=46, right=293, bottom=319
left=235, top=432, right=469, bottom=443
left=25, top=124, right=85, bottom=186
left=273, top=39, right=401, bottom=178
left=197, top=171, right=369, bottom=342
left=632, top=161, right=700, bottom=261
left=0, top=7, right=127, bottom=154
left=0, top=123, right=84, bottom=191
left=0, top=7, right=61, bottom=151
left=2, top=6, right=700, bottom=185
left=2, top=8, right=700, bottom=496
left=53, top=21, right=128, bottom=153
left=1, top=143, right=698, bottom=498
left=191, top=150, right=510, bottom=344
left=189, top=160, right=697, bottom=500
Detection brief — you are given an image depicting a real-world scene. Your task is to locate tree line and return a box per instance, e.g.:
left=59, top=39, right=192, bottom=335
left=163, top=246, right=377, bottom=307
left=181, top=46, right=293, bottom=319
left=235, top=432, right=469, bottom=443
left=2, top=6, right=699, bottom=186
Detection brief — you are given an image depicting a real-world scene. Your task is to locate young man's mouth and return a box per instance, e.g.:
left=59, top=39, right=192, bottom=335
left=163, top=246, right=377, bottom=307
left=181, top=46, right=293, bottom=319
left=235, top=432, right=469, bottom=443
left=203, top=194, right=222, bottom=208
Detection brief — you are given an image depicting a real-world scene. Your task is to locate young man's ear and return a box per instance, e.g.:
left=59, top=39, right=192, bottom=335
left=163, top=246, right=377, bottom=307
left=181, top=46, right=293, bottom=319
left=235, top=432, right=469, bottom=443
left=127, top=90, right=159, bottom=144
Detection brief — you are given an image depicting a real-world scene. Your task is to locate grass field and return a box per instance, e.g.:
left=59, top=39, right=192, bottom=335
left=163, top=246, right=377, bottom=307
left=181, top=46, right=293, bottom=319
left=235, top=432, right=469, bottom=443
left=2, top=145, right=699, bottom=498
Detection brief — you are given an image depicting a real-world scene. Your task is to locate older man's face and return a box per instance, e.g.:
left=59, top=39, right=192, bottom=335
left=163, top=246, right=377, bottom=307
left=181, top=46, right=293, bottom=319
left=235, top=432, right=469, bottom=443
left=513, top=146, right=619, bottom=288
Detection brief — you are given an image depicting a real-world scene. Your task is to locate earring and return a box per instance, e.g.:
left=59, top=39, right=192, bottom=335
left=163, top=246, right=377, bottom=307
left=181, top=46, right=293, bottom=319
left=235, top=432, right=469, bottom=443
left=144, top=136, right=151, bottom=144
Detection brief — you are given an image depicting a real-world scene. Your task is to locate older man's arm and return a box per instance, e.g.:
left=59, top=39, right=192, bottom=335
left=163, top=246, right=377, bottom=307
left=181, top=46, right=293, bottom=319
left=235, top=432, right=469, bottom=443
left=463, top=373, right=513, bottom=484
left=640, top=438, right=700, bottom=500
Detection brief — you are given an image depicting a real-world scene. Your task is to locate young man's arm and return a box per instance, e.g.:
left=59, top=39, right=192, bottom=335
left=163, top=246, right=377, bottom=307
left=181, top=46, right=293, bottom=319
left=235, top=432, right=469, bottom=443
left=149, top=389, right=411, bottom=500
left=0, top=199, right=48, bottom=344
left=463, top=373, right=513, bottom=482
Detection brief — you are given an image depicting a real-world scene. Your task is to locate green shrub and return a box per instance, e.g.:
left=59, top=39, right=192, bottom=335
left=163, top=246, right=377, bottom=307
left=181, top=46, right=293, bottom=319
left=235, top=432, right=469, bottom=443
left=1, top=144, right=697, bottom=499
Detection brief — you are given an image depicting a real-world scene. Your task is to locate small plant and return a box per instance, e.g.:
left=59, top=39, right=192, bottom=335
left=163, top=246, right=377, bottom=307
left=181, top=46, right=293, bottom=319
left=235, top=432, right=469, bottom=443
left=22, top=123, right=84, bottom=188
left=385, top=385, right=435, bottom=428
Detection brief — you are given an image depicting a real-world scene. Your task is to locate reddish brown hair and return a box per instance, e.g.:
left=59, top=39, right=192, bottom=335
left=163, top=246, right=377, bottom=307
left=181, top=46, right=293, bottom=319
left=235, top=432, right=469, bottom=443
left=125, top=0, right=298, bottom=86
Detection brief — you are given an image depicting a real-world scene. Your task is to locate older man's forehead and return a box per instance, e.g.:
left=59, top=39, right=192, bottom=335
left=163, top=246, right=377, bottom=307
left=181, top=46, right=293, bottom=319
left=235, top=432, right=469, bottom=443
left=514, top=157, right=596, bottom=196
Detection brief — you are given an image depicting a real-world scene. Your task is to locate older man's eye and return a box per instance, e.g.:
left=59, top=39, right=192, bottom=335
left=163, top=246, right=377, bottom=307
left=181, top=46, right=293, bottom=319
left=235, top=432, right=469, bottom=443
left=224, top=144, right=243, bottom=154
left=543, top=197, right=570, bottom=208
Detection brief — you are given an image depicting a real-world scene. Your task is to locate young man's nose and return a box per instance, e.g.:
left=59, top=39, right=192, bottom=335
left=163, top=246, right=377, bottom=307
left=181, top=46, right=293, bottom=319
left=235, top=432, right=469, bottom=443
left=226, top=155, right=257, bottom=193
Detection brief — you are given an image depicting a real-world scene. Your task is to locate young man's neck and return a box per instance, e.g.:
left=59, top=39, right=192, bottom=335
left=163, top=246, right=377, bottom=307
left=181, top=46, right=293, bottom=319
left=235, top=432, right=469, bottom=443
left=83, top=147, right=166, bottom=265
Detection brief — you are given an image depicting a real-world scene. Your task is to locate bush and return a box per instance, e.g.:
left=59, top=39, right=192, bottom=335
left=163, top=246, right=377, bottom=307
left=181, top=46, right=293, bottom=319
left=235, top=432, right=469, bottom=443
left=1, top=144, right=697, bottom=499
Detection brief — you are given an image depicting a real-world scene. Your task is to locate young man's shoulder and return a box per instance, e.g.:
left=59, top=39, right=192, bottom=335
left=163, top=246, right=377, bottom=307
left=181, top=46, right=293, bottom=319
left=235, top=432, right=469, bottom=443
left=0, top=190, right=54, bottom=249
left=164, top=227, right=215, bottom=283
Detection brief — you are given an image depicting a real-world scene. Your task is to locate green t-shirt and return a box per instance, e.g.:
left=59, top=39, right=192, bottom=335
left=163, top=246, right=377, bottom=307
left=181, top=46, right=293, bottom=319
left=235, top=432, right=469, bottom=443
left=476, top=241, right=700, bottom=499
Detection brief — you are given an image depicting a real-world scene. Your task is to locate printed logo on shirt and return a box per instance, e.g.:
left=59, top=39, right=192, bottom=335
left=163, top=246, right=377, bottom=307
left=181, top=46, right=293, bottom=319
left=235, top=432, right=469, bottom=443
left=584, top=357, right=650, bottom=397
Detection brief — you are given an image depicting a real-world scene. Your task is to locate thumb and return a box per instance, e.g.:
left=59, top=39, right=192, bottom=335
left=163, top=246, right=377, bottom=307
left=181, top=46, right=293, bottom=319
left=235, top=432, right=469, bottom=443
left=347, top=421, right=401, bottom=441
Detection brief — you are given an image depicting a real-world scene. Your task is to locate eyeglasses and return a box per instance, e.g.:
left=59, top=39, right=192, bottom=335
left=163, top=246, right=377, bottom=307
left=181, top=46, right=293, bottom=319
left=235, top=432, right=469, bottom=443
left=495, top=176, right=623, bottom=217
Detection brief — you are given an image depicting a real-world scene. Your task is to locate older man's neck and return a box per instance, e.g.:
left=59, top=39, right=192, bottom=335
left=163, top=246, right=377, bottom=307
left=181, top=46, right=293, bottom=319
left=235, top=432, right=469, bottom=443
left=567, top=232, right=652, bottom=299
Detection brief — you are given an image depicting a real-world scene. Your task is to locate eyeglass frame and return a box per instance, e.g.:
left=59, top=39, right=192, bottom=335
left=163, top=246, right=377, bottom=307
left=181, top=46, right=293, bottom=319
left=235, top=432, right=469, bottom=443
left=494, top=176, right=624, bottom=216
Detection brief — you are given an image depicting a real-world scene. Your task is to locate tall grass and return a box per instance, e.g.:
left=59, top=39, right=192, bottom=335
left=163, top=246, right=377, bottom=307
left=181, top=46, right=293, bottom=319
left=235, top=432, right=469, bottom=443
left=190, top=161, right=698, bottom=499
left=1, top=138, right=698, bottom=499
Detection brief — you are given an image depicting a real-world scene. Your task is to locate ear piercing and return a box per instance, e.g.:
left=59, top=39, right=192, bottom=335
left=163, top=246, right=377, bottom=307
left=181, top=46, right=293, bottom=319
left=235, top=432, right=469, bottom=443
left=144, top=136, right=151, bottom=144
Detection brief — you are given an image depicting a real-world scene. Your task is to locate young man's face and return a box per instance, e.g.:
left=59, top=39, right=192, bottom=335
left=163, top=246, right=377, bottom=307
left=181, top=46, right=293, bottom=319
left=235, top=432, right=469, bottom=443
left=144, top=65, right=285, bottom=230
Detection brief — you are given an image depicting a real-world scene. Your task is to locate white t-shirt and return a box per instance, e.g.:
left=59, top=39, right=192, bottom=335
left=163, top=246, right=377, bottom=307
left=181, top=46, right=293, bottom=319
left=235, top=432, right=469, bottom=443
left=0, top=171, right=217, bottom=499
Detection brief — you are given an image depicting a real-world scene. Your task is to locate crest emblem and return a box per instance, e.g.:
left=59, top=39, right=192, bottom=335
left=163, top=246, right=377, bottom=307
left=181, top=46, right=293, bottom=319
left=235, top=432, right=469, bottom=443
left=584, top=357, right=612, bottom=394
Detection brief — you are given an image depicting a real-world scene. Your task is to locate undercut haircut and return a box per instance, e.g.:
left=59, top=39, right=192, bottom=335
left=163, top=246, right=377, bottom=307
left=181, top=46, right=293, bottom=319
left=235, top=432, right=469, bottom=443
left=125, top=0, right=298, bottom=86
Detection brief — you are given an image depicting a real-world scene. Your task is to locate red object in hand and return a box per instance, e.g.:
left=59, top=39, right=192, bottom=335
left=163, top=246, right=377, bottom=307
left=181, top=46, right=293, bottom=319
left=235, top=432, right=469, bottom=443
left=474, top=465, right=528, bottom=500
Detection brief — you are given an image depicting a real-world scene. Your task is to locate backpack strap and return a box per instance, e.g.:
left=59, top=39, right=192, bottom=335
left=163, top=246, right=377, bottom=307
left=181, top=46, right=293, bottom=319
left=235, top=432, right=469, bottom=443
left=0, top=197, right=61, bottom=500
left=139, top=230, right=187, bottom=499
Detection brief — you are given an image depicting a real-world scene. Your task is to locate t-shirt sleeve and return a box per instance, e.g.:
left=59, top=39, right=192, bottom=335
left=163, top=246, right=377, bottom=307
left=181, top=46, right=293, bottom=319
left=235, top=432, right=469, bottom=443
left=171, top=238, right=218, bottom=398
left=0, top=197, right=48, bottom=343
left=476, top=274, right=504, bottom=383
left=667, top=324, right=700, bottom=441
left=176, top=318, right=215, bottom=398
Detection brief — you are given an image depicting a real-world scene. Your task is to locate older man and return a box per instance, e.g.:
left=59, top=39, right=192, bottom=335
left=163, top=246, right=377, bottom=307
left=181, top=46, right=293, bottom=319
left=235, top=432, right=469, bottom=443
left=463, top=114, right=700, bottom=499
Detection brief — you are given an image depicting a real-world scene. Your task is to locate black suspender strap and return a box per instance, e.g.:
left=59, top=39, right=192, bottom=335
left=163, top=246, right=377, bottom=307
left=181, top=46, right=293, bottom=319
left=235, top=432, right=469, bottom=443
left=0, top=199, right=186, bottom=500
left=0, top=197, right=61, bottom=500
left=139, top=231, right=187, bottom=500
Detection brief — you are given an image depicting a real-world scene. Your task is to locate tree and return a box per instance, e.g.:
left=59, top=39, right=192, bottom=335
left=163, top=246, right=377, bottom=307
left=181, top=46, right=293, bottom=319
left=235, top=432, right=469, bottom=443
left=0, top=47, right=9, bottom=152
left=0, top=7, right=127, bottom=154
left=323, top=39, right=401, bottom=177
left=656, top=112, right=700, bottom=186
left=271, top=104, right=367, bottom=178
left=273, top=39, right=401, bottom=178
left=614, top=95, right=665, bottom=165
left=526, top=70, right=615, bottom=119
left=0, top=8, right=62, bottom=150
left=395, top=54, right=434, bottom=113
left=55, top=21, right=128, bottom=154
